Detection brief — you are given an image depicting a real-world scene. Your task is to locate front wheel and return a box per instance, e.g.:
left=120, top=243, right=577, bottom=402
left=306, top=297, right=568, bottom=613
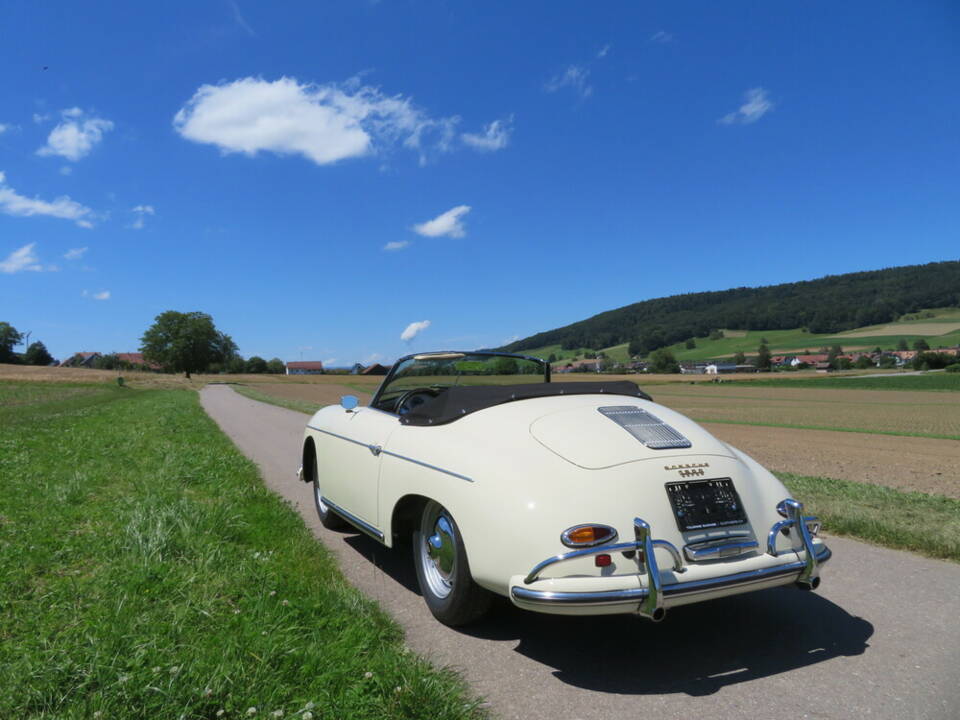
left=413, top=501, right=491, bottom=626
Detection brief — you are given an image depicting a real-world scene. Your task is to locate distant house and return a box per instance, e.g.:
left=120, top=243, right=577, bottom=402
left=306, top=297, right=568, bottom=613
left=286, top=361, right=324, bottom=375
left=59, top=352, right=101, bottom=368
left=361, top=363, right=389, bottom=375
left=349, top=363, right=365, bottom=375
left=791, top=354, right=829, bottom=367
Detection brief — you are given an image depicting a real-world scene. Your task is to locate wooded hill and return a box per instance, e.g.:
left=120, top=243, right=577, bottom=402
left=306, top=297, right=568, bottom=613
left=500, top=261, right=960, bottom=356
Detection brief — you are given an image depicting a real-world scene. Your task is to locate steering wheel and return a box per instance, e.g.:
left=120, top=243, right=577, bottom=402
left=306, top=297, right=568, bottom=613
left=396, top=388, right=439, bottom=416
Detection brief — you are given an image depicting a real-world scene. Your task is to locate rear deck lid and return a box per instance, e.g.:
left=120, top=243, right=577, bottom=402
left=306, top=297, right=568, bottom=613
left=529, top=401, right=733, bottom=469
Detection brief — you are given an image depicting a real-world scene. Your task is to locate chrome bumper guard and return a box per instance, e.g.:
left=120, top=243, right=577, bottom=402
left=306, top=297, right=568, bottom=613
left=515, top=499, right=827, bottom=620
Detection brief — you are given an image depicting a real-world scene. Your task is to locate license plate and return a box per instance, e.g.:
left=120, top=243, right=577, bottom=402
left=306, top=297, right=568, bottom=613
left=665, top=478, right=748, bottom=532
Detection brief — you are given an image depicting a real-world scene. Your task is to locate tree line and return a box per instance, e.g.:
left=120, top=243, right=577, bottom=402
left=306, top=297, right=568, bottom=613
left=501, top=261, right=960, bottom=356
left=0, top=313, right=289, bottom=377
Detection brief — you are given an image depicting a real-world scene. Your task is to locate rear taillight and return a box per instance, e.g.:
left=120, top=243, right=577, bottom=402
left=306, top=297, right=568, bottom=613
left=561, top=524, right=618, bottom=548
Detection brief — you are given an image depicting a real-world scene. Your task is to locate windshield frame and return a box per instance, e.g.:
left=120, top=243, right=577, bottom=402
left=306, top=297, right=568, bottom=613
left=370, top=350, right=550, bottom=412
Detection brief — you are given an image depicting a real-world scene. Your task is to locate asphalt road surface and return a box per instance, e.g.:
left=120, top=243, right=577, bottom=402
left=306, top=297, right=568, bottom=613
left=201, top=385, right=960, bottom=720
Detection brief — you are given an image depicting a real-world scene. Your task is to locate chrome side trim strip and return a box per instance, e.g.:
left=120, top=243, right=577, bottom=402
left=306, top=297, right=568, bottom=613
left=320, top=496, right=385, bottom=542
left=306, top=425, right=473, bottom=482
left=380, top=449, right=474, bottom=483
left=307, top=425, right=370, bottom=449
left=511, top=545, right=832, bottom=607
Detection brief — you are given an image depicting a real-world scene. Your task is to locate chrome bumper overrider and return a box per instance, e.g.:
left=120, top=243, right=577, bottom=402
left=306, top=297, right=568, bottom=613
left=513, top=499, right=829, bottom=621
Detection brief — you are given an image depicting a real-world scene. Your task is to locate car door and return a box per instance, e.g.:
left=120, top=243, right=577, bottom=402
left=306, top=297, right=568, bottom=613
left=315, top=405, right=398, bottom=530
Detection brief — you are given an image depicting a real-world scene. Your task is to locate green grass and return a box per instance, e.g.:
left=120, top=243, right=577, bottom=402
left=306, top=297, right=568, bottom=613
left=738, top=372, right=960, bottom=392
left=780, top=473, right=960, bottom=562
left=0, top=383, right=484, bottom=719
left=232, top=384, right=322, bottom=414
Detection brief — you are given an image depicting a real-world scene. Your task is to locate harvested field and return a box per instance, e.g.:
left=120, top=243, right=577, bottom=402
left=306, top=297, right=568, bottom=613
left=651, top=384, right=960, bottom=439
left=833, top=321, right=960, bottom=337
left=704, top=423, right=960, bottom=499
left=239, top=381, right=374, bottom=408
left=0, top=363, right=384, bottom=392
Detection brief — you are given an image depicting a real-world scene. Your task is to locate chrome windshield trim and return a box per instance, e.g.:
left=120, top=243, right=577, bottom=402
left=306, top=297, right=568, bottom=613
left=511, top=545, right=832, bottom=607
left=380, top=449, right=474, bottom=483
left=320, top=496, right=385, bottom=542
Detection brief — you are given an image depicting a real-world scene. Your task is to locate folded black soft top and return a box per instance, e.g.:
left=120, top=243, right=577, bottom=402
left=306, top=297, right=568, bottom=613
left=399, top=381, right=652, bottom=426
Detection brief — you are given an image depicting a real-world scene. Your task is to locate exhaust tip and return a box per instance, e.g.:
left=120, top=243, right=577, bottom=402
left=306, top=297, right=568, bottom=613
left=651, top=607, right=666, bottom=622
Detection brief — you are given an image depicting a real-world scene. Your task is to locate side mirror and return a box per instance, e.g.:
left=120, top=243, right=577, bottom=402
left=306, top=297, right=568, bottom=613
left=340, top=395, right=359, bottom=412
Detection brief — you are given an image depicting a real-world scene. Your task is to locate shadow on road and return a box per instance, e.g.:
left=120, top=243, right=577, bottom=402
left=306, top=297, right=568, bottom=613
left=341, top=531, right=873, bottom=697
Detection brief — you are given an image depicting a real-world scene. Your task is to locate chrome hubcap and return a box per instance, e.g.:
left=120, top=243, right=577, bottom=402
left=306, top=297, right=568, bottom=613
left=420, top=503, right=456, bottom=599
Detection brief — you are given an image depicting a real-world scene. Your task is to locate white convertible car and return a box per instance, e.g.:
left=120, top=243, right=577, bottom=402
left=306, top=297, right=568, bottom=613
left=299, top=351, right=830, bottom=626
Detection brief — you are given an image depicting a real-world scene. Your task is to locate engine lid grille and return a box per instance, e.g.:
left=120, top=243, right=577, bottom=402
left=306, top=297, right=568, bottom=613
left=597, top=406, right=692, bottom=450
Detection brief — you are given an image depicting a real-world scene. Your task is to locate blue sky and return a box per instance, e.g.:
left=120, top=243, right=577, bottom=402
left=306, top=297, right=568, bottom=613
left=1, top=1, right=957, bottom=366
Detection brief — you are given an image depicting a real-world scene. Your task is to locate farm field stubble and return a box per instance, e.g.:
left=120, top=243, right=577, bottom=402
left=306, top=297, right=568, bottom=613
left=241, top=376, right=960, bottom=501
left=650, top=384, right=960, bottom=439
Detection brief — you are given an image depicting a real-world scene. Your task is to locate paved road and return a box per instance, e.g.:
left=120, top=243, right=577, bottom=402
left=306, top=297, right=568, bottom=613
left=201, top=385, right=960, bottom=720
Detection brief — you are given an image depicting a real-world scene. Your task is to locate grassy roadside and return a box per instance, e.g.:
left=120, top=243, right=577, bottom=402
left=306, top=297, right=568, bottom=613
left=780, top=473, right=960, bottom=562
left=0, top=383, right=484, bottom=719
left=231, top=384, right=322, bottom=415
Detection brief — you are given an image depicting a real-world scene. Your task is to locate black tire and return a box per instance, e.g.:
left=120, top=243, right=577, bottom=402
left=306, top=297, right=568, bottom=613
left=312, top=458, right=348, bottom=530
left=413, top=500, right=491, bottom=626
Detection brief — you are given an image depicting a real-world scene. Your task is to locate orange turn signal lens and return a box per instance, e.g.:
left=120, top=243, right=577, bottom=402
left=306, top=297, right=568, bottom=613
left=561, top=524, right=618, bottom=548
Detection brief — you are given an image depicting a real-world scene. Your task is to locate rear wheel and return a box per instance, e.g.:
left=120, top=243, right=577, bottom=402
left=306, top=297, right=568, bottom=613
left=413, top=500, right=491, bottom=626
left=312, top=457, right=348, bottom=530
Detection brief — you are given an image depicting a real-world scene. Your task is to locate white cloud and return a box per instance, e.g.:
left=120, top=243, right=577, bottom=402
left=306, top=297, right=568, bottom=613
left=0, top=243, right=43, bottom=273
left=383, top=240, right=410, bottom=251
left=461, top=116, right=512, bottom=152
left=401, top=320, right=431, bottom=342
left=0, top=171, right=95, bottom=228
left=64, top=247, right=88, bottom=260
left=719, top=88, right=773, bottom=125
left=545, top=65, right=592, bottom=99
left=650, top=30, right=673, bottom=43
left=597, top=44, right=611, bottom=59
left=0, top=124, right=9, bottom=134
left=33, top=113, right=50, bottom=124
left=174, top=76, right=459, bottom=166
left=323, top=357, right=337, bottom=366
left=82, top=289, right=110, bottom=300
left=37, top=108, right=113, bottom=161
left=59, top=166, right=72, bottom=176
left=129, top=204, right=155, bottom=230
left=412, top=205, right=470, bottom=238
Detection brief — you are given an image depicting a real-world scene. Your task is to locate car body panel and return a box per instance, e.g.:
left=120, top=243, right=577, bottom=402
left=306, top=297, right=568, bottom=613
left=302, top=354, right=830, bottom=619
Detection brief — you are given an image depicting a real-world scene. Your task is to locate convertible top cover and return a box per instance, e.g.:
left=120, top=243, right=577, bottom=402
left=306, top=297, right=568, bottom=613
left=399, top=381, right=653, bottom=426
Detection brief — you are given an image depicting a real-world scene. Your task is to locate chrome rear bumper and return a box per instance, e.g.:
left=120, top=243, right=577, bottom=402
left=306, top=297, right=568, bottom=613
left=513, top=500, right=829, bottom=619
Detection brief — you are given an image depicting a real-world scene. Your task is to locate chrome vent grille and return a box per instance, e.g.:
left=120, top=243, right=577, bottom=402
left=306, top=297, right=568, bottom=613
left=598, top=406, right=692, bottom=450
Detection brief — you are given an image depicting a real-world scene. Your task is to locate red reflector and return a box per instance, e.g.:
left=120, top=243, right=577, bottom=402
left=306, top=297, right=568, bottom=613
left=595, top=554, right=612, bottom=567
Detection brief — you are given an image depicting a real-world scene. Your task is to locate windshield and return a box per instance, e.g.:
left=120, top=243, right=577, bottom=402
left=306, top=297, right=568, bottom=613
left=374, top=352, right=547, bottom=412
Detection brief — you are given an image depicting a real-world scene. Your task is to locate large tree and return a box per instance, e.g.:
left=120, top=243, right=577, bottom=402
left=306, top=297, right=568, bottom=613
left=24, top=341, right=54, bottom=366
left=140, top=311, right=233, bottom=378
left=0, top=322, right=23, bottom=364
